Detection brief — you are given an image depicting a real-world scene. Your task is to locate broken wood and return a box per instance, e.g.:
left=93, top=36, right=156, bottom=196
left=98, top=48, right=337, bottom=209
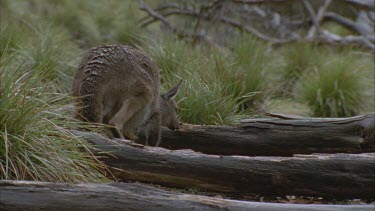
left=73, top=131, right=375, bottom=199
left=1, top=180, right=373, bottom=211
left=160, top=113, right=375, bottom=156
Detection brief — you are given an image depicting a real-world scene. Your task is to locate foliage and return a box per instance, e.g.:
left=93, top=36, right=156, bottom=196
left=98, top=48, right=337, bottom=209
left=0, top=0, right=374, bottom=183
left=230, top=35, right=270, bottom=103
left=0, top=51, right=108, bottom=182
left=279, top=42, right=323, bottom=96
left=146, top=38, right=254, bottom=125
left=3, top=0, right=142, bottom=48
left=298, top=51, right=366, bottom=117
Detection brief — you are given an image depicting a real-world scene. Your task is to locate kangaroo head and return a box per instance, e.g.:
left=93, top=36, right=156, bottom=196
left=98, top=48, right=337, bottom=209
left=160, top=81, right=182, bottom=130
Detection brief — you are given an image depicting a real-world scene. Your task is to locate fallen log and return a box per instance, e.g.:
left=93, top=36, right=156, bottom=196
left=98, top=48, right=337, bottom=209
left=74, top=131, right=375, bottom=199
left=1, top=180, right=373, bottom=211
left=160, top=113, right=375, bottom=156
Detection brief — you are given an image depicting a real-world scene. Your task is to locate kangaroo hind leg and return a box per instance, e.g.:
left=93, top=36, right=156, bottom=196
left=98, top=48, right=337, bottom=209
left=108, top=96, right=147, bottom=140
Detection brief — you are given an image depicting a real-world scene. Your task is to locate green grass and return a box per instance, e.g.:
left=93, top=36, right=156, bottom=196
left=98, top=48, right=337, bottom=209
left=3, top=0, right=143, bottom=48
left=278, top=42, right=323, bottom=96
left=2, top=0, right=373, bottom=122
left=19, top=26, right=81, bottom=93
left=0, top=50, right=109, bottom=182
left=1, top=4, right=81, bottom=93
left=146, top=37, right=254, bottom=125
left=231, top=35, right=270, bottom=104
left=1, top=0, right=374, bottom=184
left=298, top=51, right=366, bottom=117
left=263, top=98, right=311, bottom=116
left=1, top=0, right=111, bottom=182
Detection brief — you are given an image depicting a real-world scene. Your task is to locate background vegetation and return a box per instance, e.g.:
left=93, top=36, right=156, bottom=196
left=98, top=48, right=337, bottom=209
left=1, top=0, right=374, bottom=182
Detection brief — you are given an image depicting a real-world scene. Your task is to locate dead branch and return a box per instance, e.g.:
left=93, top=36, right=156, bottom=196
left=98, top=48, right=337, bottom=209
left=344, top=0, right=375, bottom=10
left=320, top=30, right=375, bottom=50
left=303, top=0, right=333, bottom=39
left=2, top=180, right=373, bottom=211
left=140, top=5, right=298, bottom=44
left=139, top=0, right=374, bottom=50
left=70, top=130, right=375, bottom=199
left=139, top=1, right=216, bottom=47
left=325, top=12, right=363, bottom=33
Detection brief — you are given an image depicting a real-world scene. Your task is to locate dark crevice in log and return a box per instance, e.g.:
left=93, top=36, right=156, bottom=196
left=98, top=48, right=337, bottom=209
left=73, top=131, right=375, bottom=200
left=159, top=113, right=375, bottom=156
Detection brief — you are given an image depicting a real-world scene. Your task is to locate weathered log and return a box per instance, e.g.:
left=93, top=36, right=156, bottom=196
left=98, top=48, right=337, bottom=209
left=160, top=113, right=375, bottom=156
left=1, top=180, right=372, bottom=211
left=74, top=131, right=375, bottom=199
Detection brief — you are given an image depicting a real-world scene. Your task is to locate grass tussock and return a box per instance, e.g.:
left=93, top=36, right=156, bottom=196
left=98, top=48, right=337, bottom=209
left=279, top=42, right=322, bottom=96
left=146, top=38, right=255, bottom=125
left=0, top=51, right=109, bottom=182
left=298, top=52, right=366, bottom=117
left=231, top=35, right=270, bottom=102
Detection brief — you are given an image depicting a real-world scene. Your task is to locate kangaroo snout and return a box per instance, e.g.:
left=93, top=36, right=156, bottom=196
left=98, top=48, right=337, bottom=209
left=167, top=120, right=180, bottom=130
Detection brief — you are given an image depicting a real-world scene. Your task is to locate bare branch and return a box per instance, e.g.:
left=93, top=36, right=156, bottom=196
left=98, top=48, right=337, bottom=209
left=138, top=1, right=217, bottom=47
left=138, top=3, right=182, bottom=24
left=141, top=5, right=298, bottom=44
left=344, top=0, right=375, bottom=10
left=320, top=30, right=375, bottom=50
left=314, top=0, right=333, bottom=25
left=325, top=12, right=360, bottom=33
left=302, top=0, right=319, bottom=31
left=304, top=0, right=333, bottom=39
left=138, top=1, right=374, bottom=50
left=191, top=1, right=222, bottom=43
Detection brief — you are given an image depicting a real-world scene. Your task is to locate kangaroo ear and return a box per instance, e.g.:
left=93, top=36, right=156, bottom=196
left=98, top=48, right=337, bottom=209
left=162, top=80, right=182, bottom=100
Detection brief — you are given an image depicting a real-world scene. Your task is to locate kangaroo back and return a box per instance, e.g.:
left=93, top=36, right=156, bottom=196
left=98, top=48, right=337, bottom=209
left=73, top=44, right=181, bottom=146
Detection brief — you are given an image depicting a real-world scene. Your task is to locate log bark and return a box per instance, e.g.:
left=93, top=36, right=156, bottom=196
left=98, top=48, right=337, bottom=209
left=160, top=113, right=375, bottom=156
left=74, top=131, right=375, bottom=199
left=1, top=180, right=372, bottom=211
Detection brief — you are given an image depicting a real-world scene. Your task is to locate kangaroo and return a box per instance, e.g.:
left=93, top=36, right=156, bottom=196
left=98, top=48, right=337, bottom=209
left=72, top=44, right=181, bottom=146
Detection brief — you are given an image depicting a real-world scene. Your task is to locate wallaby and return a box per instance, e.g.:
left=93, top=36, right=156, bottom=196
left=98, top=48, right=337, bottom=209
left=72, top=44, right=181, bottom=146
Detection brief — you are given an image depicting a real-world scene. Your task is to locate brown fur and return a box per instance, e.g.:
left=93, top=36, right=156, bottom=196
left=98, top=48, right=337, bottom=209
left=72, top=44, right=181, bottom=146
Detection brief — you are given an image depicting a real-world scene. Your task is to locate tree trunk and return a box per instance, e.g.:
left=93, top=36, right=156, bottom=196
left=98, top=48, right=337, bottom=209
left=159, top=113, right=375, bottom=156
left=74, top=131, right=375, bottom=200
left=1, top=180, right=373, bottom=211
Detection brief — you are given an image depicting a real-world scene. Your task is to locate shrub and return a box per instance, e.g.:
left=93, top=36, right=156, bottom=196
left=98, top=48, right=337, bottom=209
left=146, top=38, right=252, bottom=125
left=280, top=42, right=323, bottom=96
left=298, top=54, right=365, bottom=117
left=1, top=1, right=82, bottom=93
left=17, top=25, right=82, bottom=93
left=0, top=51, right=108, bottom=183
left=231, top=35, right=269, bottom=104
